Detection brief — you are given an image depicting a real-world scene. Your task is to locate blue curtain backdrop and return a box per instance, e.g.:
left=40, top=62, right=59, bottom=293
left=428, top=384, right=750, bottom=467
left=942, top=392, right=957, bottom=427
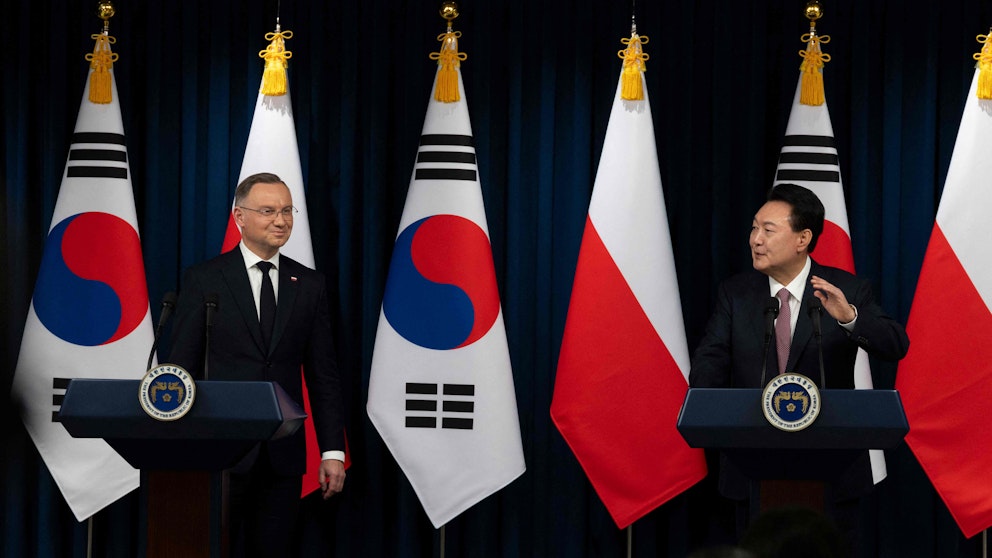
left=1, top=0, right=986, bottom=556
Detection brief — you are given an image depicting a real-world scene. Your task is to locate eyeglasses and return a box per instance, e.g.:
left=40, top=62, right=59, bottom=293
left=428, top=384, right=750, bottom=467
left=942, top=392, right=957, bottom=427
left=238, top=206, right=298, bottom=219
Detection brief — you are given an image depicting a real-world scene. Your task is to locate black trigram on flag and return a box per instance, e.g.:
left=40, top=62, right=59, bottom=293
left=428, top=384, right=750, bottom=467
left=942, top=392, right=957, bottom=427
left=405, top=382, right=475, bottom=430
left=51, top=377, right=71, bottom=423
left=66, top=132, right=128, bottom=180
left=415, top=134, right=477, bottom=182
left=774, top=135, right=840, bottom=184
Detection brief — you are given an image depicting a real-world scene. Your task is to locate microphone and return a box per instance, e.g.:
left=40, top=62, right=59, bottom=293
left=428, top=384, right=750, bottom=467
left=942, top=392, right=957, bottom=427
left=808, top=299, right=826, bottom=388
left=758, top=297, right=780, bottom=388
left=146, top=291, right=177, bottom=372
left=203, top=293, right=219, bottom=380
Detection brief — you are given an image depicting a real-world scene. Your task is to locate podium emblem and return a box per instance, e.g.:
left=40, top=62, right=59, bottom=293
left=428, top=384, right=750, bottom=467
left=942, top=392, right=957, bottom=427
left=139, top=364, right=196, bottom=421
left=762, top=373, right=820, bottom=431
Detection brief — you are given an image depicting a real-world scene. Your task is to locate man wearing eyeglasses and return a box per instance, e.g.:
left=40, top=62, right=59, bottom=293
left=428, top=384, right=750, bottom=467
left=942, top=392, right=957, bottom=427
left=168, top=172, right=345, bottom=558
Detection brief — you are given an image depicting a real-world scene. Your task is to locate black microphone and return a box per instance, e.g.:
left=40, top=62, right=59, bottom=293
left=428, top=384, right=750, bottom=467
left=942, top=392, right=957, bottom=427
left=203, top=293, right=219, bottom=380
left=758, top=297, right=780, bottom=388
left=808, top=299, right=826, bottom=388
left=146, top=291, right=177, bottom=372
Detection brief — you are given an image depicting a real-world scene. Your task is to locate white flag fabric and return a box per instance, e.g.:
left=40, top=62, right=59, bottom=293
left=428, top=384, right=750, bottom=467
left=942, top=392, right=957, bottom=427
left=11, top=56, right=146, bottom=521
left=773, top=78, right=886, bottom=484
left=897, top=69, right=992, bottom=538
left=223, top=88, right=314, bottom=267
left=367, top=67, right=525, bottom=528
left=551, top=73, right=707, bottom=528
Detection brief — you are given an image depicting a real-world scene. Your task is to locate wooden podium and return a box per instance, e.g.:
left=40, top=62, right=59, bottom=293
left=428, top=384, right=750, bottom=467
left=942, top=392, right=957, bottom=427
left=677, top=388, right=908, bottom=515
left=59, top=379, right=306, bottom=558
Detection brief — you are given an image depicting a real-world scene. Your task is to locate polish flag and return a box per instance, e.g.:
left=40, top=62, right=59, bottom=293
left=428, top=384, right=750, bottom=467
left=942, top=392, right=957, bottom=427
left=550, top=51, right=707, bottom=529
left=897, top=69, right=992, bottom=538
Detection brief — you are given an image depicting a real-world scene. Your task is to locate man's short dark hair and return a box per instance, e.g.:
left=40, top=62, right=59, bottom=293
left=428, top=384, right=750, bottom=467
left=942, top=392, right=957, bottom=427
left=767, top=183, right=825, bottom=253
left=234, top=172, right=285, bottom=206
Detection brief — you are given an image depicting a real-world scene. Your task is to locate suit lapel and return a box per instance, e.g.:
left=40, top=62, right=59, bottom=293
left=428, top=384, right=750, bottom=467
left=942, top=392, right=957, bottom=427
left=220, top=251, right=267, bottom=354
left=787, top=262, right=817, bottom=376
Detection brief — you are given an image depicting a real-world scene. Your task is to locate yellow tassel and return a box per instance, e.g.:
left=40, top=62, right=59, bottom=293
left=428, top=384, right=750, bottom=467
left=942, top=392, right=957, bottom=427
left=618, top=33, right=649, bottom=101
left=85, top=34, right=118, bottom=104
left=974, top=32, right=992, bottom=100
left=429, top=29, right=467, bottom=103
left=259, top=30, right=293, bottom=96
left=799, top=30, right=831, bottom=106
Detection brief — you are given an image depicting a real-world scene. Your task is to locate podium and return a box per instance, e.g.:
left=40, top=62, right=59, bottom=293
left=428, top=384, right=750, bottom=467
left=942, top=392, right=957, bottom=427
left=677, top=388, right=908, bottom=514
left=59, top=379, right=306, bottom=558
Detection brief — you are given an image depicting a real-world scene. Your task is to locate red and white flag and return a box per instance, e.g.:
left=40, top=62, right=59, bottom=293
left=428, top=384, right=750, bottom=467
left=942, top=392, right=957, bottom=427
left=367, top=30, right=525, bottom=528
left=11, top=33, right=146, bottom=520
left=897, top=69, right=992, bottom=538
left=773, top=77, right=887, bottom=484
left=221, top=28, right=348, bottom=497
left=550, top=33, right=707, bottom=529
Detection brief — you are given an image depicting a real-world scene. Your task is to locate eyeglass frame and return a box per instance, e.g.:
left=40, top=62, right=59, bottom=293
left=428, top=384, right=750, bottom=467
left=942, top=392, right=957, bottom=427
left=237, top=205, right=299, bottom=219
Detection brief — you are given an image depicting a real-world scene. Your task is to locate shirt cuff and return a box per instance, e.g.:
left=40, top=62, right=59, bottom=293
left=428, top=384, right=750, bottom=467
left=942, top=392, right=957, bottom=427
left=321, top=450, right=345, bottom=462
left=839, top=304, right=858, bottom=331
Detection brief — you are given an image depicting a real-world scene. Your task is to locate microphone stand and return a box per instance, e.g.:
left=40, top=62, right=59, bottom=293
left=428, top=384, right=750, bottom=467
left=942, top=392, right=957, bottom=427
left=759, top=298, right=780, bottom=388
left=808, top=302, right=826, bottom=388
left=146, top=292, right=176, bottom=372
left=203, top=294, right=218, bottom=381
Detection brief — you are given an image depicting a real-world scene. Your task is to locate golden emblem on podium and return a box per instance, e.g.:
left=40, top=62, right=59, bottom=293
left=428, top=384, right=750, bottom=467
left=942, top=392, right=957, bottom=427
left=762, top=373, right=821, bottom=431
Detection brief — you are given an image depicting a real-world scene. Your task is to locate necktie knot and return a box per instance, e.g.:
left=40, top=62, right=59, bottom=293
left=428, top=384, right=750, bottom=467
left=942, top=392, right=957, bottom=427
left=257, top=261, right=274, bottom=274
left=777, top=287, right=790, bottom=305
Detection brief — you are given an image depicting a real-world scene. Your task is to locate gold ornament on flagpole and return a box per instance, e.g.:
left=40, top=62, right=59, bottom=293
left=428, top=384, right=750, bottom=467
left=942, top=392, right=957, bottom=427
left=429, top=2, right=467, bottom=103
left=259, top=24, right=293, bottom=96
left=618, top=16, right=649, bottom=101
left=86, top=1, right=118, bottom=104
left=799, top=0, right=830, bottom=106
left=974, top=31, right=992, bottom=100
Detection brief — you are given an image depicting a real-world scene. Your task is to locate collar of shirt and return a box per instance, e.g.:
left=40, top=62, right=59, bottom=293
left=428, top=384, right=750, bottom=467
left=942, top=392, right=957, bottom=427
left=239, top=241, right=281, bottom=312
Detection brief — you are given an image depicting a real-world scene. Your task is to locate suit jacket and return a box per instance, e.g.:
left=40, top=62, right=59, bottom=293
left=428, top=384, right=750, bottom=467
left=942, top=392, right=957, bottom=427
left=167, top=248, right=345, bottom=476
left=688, top=260, right=909, bottom=499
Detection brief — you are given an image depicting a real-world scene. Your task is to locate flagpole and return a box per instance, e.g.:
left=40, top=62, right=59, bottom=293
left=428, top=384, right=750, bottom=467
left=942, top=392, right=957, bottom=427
left=439, top=524, right=446, bottom=558
left=87, top=517, right=94, bottom=558
left=626, top=525, right=632, bottom=558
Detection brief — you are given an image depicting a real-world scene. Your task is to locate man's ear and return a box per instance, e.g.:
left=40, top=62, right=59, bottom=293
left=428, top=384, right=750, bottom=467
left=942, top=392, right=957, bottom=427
left=797, top=229, right=812, bottom=252
left=233, top=207, right=245, bottom=227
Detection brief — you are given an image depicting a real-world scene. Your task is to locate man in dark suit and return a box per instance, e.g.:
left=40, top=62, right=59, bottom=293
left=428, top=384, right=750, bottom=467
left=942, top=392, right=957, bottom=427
left=168, top=172, right=345, bottom=558
left=689, top=184, right=909, bottom=548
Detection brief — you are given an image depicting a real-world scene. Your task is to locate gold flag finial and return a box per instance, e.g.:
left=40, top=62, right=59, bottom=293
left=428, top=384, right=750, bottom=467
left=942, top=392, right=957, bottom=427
left=429, top=2, right=467, bottom=103
left=799, top=0, right=830, bottom=106
left=618, top=15, right=649, bottom=101
left=974, top=31, right=992, bottom=99
left=259, top=22, right=293, bottom=96
left=85, top=1, right=118, bottom=104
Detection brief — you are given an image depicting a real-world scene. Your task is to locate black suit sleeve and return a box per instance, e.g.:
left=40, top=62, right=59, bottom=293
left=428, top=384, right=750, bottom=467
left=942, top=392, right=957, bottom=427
left=839, top=276, right=909, bottom=362
left=689, top=280, right=735, bottom=388
left=302, top=277, right=346, bottom=453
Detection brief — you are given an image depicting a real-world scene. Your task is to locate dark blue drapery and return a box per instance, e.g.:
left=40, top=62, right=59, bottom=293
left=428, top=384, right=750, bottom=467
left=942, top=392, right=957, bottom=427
left=2, top=1, right=986, bottom=556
